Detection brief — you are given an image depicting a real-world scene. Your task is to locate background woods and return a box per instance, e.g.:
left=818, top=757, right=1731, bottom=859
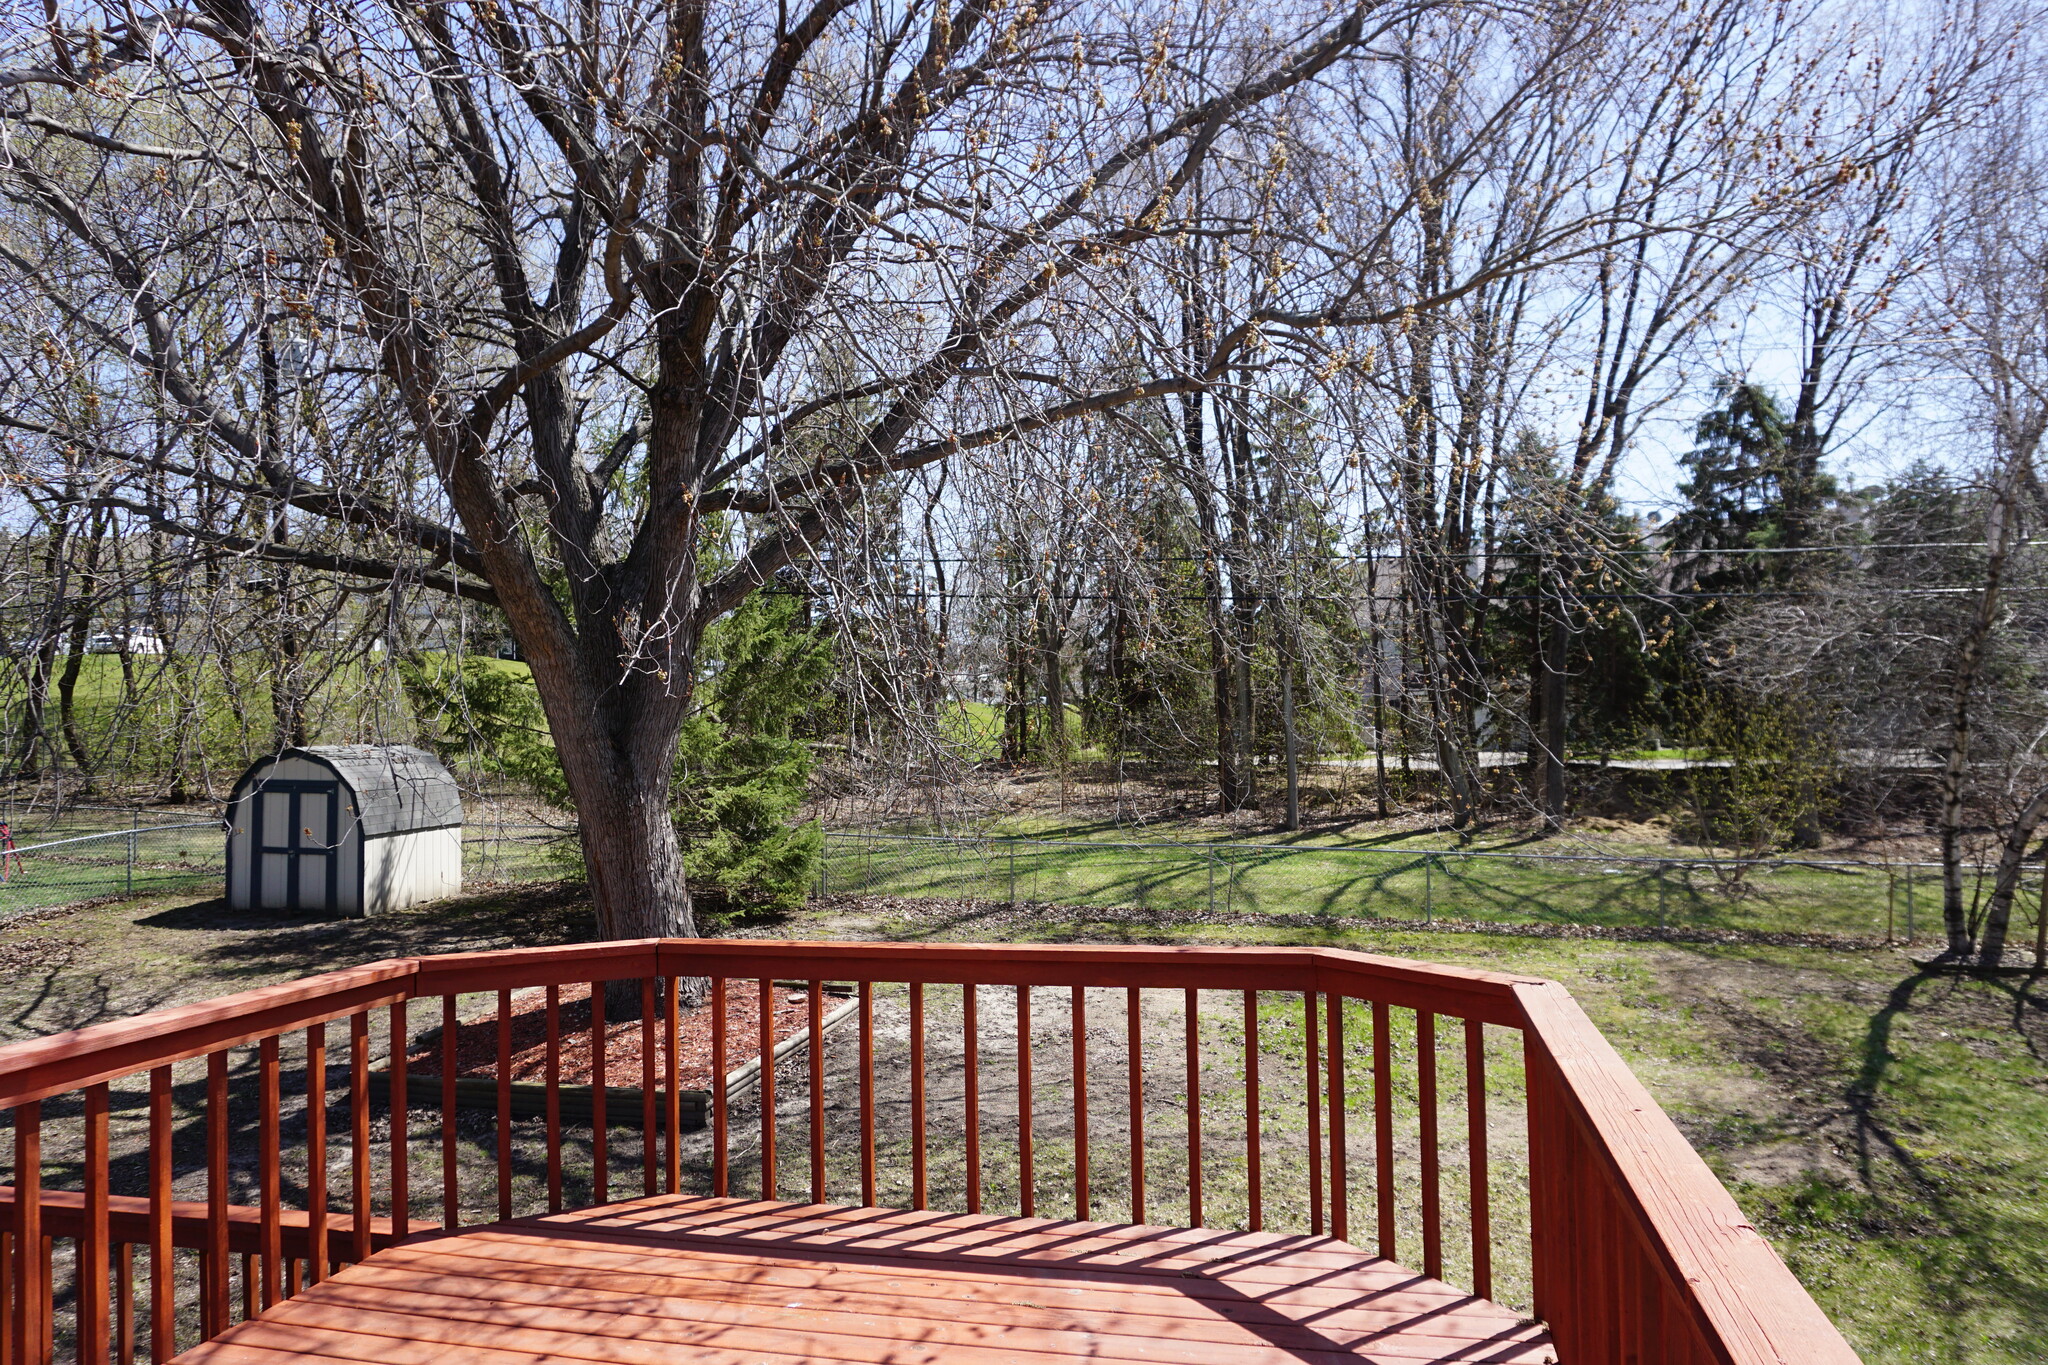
left=1, top=0, right=2044, bottom=961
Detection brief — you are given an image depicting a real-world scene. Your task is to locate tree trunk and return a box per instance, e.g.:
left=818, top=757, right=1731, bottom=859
left=1002, top=625, right=1030, bottom=763
left=556, top=708, right=696, bottom=1017
left=1938, top=456, right=2022, bottom=957
left=577, top=775, right=693, bottom=946
left=1539, top=604, right=1568, bottom=826
left=1281, top=632, right=1300, bottom=832
left=1975, top=783, right=2048, bottom=968
left=1038, top=601, right=1067, bottom=765
left=11, top=636, right=57, bottom=781
left=57, top=610, right=92, bottom=777
left=272, top=622, right=311, bottom=751
left=1369, top=654, right=1389, bottom=820
left=1205, top=585, right=1251, bottom=811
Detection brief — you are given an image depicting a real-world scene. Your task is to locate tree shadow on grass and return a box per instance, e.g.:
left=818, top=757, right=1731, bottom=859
left=135, top=881, right=599, bottom=986
left=1812, top=966, right=2048, bottom=1360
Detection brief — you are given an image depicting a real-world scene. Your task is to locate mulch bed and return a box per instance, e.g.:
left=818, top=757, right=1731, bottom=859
left=406, top=982, right=823, bottom=1089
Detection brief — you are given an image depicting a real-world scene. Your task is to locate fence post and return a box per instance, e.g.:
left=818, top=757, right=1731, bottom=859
left=1008, top=840, right=1017, bottom=906
left=1207, top=848, right=1216, bottom=915
left=127, top=814, right=137, bottom=895
left=817, top=837, right=828, bottom=898
left=1424, top=854, right=1433, bottom=925
left=1905, top=866, right=1915, bottom=943
left=1656, top=866, right=1667, bottom=932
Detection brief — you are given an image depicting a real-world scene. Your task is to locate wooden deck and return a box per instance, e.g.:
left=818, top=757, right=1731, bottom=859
left=172, top=1195, right=1554, bottom=1364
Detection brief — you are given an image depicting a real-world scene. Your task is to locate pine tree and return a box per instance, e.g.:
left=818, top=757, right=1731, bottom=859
left=673, top=589, right=831, bottom=917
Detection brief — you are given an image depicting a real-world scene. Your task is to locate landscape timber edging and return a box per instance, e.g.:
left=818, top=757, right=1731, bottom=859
left=373, top=993, right=861, bottom=1130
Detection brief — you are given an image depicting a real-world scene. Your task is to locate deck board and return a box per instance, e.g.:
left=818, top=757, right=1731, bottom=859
left=176, top=1195, right=1553, bottom=1364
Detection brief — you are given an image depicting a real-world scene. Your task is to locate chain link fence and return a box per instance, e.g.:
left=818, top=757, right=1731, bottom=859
left=818, top=831, right=1966, bottom=941
left=0, top=822, right=223, bottom=919
left=0, top=816, right=578, bottom=922
left=462, top=823, right=582, bottom=883
left=0, top=812, right=1996, bottom=945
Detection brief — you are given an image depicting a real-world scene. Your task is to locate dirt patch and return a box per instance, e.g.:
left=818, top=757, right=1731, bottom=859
left=1723, top=1138, right=1858, bottom=1186
left=0, top=932, right=80, bottom=973
left=0, top=879, right=595, bottom=1047
left=406, top=983, right=822, bottom=1088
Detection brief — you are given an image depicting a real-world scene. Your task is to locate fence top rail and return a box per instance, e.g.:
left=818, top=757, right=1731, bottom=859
left=2, top=822, right=221, bottom=858
left=0, top=939, right=1545, bottom=1107
left=402, top=939, right=1544, bottom=1023
left=828, top=829, right=1948, bottom=874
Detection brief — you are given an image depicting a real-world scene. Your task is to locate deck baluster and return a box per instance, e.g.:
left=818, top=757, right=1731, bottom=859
left=203, top=1052, right=228, bottom=1338
left=1243, top=990, right=1262, bottom=1232
left=1016, top=985, right=1034, bottom=1218
left=1071, top=986, right=1089, bottom=1220
left=639, top=979, right=657, bottom=1197
left=1465, top=1016, right=1492, bottom=1299
left=1184, top=987, right=1202, bottom=1228
left=501, top=987, right=518, bottom=1218
left=1373, top=1000, right=1396, bottom=1258
left=147, top=1066, right=172, bottom=1363
left=963, top=983, right=980, bottom=1215
left=115, top=1242, right=134, bottom=1363
left=349, top=1014, right=371, bottom=1266
left=544, top=985, right=563, bottom=1213
left=591, top=980, right=608, bottom=1203
left=12, top=1100, right=43, bottom=1365
left=711, top=978, right=728, bottom=1198
left=305, top=1024, right=327, bottom=1287
left=664, top=977, right=682, bottom=1194
left=910, top=982, right=926, bottom=1210
left=1126, top=987, right=1144, bottom=1225
left=809, top=979, right=826, bottom=1205
left=1327, top=994, right=1347, bottom=1243
left=387, top=1004, right=409, bottom=1240
left=857, top=981, right=874, bottom=1207
left=1305, top=991, right=1322, bottom=1236
left=258, top=1038, right=281, bottom=1308
left=756, top=978, right=775, bottom=1200
left=81, top=1084, right=109, bottom=1362
left=440, top=995, right=459, bottom=1229
left=1419, top=1010, right=1442, bottom=1279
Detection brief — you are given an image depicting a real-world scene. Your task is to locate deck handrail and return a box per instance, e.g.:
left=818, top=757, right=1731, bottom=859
left=0, top=939, right=1860, bottom=1365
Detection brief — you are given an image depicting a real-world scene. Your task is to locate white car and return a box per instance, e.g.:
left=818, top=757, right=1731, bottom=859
left=85, top=629, right=166, bottom=655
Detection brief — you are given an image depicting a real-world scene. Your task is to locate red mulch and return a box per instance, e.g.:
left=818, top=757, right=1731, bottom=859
left=404, top=982, right=825, bottom=1089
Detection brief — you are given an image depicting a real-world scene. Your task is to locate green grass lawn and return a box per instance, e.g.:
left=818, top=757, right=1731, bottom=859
left=793, top=895, right=2048, bottom=1365
left=821, top=830, right=1942, bottom=939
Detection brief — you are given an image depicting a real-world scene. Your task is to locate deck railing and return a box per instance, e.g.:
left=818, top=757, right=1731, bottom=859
left=0, top=940, right=1857, bottom=1364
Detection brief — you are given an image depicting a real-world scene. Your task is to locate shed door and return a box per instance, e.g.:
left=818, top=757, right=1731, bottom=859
left=250, top=780, right=343, bottom=911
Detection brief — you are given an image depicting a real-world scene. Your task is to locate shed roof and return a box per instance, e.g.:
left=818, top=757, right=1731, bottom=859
left=239, top=744, right=463, bottom=836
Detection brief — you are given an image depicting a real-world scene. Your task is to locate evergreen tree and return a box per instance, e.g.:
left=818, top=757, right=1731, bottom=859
left=675, top=589, right=831, bottom=916
left=1668, top=379, right=1838, bottom=597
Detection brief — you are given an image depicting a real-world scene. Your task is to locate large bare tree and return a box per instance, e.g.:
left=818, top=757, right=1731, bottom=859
left=0, top=0, right=1958, bottom=938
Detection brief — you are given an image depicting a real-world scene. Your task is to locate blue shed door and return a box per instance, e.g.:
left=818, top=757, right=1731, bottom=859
left=250, top=781, right=342, bottom=911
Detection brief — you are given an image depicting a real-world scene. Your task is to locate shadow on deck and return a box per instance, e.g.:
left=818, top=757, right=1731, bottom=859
left=178, top=1194, right=1553, bottom=1364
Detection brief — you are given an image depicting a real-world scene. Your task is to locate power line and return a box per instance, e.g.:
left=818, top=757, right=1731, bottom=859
left=833, top=540, right=2014, bottom=567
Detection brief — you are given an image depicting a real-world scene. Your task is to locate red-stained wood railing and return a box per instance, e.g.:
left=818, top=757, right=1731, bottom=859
left=0, top=940, right=1858, bottom=1365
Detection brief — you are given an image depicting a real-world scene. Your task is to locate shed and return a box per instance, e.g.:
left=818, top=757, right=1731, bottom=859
left=226, top=745, right=463, bottom=915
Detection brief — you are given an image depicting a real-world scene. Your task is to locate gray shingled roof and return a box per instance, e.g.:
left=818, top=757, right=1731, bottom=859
left=254, top=745, right=463, bottom=836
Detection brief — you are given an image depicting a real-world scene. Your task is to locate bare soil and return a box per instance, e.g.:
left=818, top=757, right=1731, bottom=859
left=406, top=982, right=819, bottom=1088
